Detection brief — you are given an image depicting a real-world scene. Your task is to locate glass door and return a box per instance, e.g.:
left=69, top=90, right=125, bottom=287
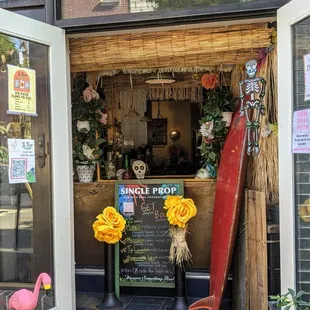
left=278, top=0, right=310, bottom=296
left=0, top=9, right=75, bottom=310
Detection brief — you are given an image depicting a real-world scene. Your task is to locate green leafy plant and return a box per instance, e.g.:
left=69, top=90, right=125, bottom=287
left=270, top=289, right=310, bottom=310
left=0, top=146, right=8, bottom=166
left=0, top=122, right=9, bottom=166
left=71, top=74, right=107, bottom=167
left=197, top=87, right=236, bottom=176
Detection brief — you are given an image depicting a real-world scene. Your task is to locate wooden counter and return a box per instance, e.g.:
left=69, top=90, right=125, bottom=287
left=74, top=179, right=215, bottom=270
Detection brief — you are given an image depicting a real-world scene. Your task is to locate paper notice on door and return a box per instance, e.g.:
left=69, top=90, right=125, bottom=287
left=304, top=54, right=310, bottom=101
left=7, top=65, right=37, bottom=116
left=293, top=109, right=310, bottom=153
left=8, top=139, right=36, bottom=184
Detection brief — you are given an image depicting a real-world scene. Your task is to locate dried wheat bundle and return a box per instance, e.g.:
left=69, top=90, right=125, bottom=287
left=246, top=46, right=278, bottom=206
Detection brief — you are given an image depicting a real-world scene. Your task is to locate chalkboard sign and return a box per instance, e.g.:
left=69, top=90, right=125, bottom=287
left=115, top=179, right=184, bottom=290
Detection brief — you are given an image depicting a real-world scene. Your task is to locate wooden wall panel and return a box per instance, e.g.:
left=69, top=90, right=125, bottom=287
left=233, top=190, right=268, bottom=310
left=247, top=190, right=268, bottom=310
left=74, top=180, right=215, bottom=269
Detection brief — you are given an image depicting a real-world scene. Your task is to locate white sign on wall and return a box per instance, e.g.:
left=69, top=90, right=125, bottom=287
left=304, top=54, right=310, bottom=101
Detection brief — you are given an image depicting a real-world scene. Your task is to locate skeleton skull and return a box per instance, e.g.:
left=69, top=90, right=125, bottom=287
left=132, top=160, right=146, bottom=179
left=245, top=59, right=258, bottom=79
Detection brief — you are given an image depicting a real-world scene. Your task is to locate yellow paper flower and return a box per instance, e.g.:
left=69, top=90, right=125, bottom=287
left=166, top=198, right=197, bottom=228
left=93, top=223, right=122, bottom=244
left=92, top=207, right=126, bottom=244
left=101, top=206, right=126, bottom=231
left=163, top=195, right=182, bottom=210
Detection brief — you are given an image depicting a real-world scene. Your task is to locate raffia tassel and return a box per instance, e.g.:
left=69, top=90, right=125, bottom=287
left=169, top=225, right=191, bottom=266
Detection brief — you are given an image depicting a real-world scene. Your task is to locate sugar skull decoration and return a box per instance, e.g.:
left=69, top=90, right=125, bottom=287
left=132, top=160, right=146, bottom=179
left=239, top=59, right=266, bottom=155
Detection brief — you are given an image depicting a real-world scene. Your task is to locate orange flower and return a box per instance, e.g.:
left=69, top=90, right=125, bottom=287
left=201, top=73, right=218, bottom=90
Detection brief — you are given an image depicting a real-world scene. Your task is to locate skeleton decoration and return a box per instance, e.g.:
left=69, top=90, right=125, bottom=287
left=132, top=160, right=146, bottom=179
left=239, top=59, right=266, bottom=155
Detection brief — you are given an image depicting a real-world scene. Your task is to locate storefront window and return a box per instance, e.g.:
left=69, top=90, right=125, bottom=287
left=61, top=0, right=282, bottom=20
left=0, top=34, right=54, bottom=308
left=293, top=16, right=310, bottom=298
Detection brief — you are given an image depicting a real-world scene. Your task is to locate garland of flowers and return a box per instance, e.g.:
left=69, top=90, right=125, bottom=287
left=163, top=195, right=197, bottom=265
left=71, top=74, right=108, bottom=167
left=198, top=73, right=237, bottom=177
left=93, top=207, right=126, bottom=244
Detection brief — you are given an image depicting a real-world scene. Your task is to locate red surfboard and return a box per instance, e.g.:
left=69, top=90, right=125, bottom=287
left=189, top=109, right=247, bottom=310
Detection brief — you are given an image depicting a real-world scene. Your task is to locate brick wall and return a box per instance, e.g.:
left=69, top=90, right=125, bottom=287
left=293, top=15, right=310, bottom=297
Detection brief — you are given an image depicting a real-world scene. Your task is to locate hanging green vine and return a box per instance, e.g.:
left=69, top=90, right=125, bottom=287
left=198, top=86, right=237, bottom=177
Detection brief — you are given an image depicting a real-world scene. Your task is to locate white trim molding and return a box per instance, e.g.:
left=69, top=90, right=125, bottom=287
left=277, top=0, right=310, bottom=295
left=0, top=9, right=75, bottom=309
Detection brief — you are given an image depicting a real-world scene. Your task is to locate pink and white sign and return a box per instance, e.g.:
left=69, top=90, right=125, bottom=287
left=293, top=109, right=310, bottom=153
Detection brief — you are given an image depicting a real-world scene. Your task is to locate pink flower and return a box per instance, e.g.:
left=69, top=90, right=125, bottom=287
left=96, top=110, right=108, bottom=124
left=83, top=86, right=99, bottom=103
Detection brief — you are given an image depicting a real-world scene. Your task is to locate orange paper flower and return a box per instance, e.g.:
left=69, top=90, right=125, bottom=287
left=201, top=73, right=218, bottom=90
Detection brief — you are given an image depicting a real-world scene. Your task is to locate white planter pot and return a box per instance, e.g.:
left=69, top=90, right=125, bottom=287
left=76, top=165, right=95, bottom=183
left=222, top=112, right=233, bottom=127
left=77, top=120, right=90, bottom=132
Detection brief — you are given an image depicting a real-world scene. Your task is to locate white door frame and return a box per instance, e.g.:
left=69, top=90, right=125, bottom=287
left=278, top=0, right=310, bottom=294
left=0, top=9, right=75, bottom=309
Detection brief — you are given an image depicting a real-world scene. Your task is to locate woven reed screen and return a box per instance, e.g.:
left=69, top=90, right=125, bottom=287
left=69, top=23, right=272, bottom=72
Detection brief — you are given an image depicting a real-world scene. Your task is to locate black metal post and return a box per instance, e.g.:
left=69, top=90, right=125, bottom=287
left=167, top=264, right=189, bottom=310
left=97, top=243, right=123, bottom=309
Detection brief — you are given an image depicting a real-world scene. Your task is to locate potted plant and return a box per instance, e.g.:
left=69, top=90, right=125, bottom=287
left=72, top=74, right=107, bottom=183
left=197, top=86, right=237, bottom=177
left=270, top=289, right=310, bottom=309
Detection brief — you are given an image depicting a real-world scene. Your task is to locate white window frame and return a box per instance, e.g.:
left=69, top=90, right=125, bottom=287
left=278, top=0, right=310, bottom=294
left=0, top=9, right=75, bottom=309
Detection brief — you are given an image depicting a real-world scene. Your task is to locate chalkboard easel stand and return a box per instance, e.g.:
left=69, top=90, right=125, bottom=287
left=167, top=265, right=189, bottom=310
left=97, top=244, right=123, bottom=309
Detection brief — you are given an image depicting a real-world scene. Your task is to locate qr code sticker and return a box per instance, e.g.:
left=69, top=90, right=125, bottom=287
left=123, top=202, right=134, bottom=216
left=11, top=159, right=27, bottom=179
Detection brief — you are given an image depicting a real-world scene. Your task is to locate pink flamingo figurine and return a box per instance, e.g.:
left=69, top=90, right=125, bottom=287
left=8, top=273, right=52, bottom=310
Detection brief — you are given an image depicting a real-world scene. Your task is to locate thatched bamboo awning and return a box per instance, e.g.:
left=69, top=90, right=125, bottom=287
left=69, top=23, right=272, bottom=73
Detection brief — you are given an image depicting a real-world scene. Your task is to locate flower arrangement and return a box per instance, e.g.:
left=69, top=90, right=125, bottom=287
left=93, top=207, right=126, bottom=244
left=71, top=74, right=107, bottom=168
left=163, top=195, right=197, bottom=265
left=198, top=73, right=237, bottom=176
